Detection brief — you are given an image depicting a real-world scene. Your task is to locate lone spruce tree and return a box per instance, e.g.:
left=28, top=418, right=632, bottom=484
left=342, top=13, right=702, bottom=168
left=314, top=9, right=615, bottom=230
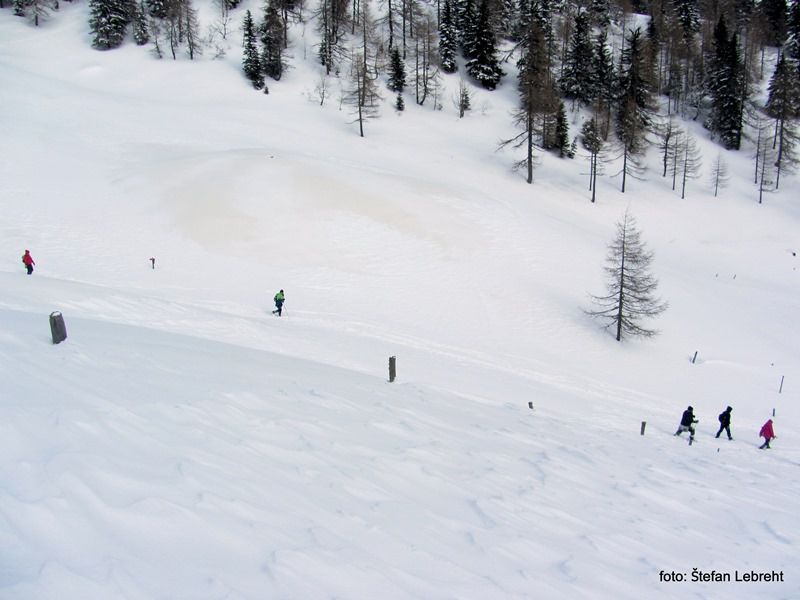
left=242, top=10, right=265, bottom=89
left=587, top=210, right=667, bottom=341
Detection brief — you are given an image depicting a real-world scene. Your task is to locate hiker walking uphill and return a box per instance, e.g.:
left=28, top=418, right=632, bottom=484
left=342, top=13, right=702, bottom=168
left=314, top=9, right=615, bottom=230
left=715, top=406, right=733, bottom=440
left=22, top=250, right=35, bottom=275
left=272, top=289, right=285, bottom=316
left=675, top=406, right=698, bottom=441
left=759, top=419, right=776, bottom=449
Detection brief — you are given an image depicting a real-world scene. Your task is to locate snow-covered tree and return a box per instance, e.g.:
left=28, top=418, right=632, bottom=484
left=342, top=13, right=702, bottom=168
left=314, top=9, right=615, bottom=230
left=560, top=11, right=594, bottom=106
left=89, top=0, right=130, bottom=50
left=131, top=0, right=150, bottom=45
left=465, top=0, right=503, bottom=89
left=707, top=16, right=744, bottom=150
left=439, top=0, right=458, bottom=73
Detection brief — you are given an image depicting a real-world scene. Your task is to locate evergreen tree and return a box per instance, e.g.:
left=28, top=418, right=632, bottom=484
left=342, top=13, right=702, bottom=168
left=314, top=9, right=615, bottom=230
left=13, top=0, right=27, bottom=18
left=590, top=29, right=615, bottom=139
left=132, top=1, right=150, bottom=45
left=581, top=116, right=606, bottom=202
left=388, top=46, right=407, bottom=92
left=89, top=0, right=130, bottom=50
left=498, top=0, right=517, bottom=39
left=454, top=78, right=472, bottom=117
left=553, top=101, right=572, bottom=157
left=672, top=0, right=699, bottom=42
left=457, top=0, right=477, bottom=57
left=587, top=0, right=609, bottom=27
left=261, top=0, right=285, bottom=80
left=615, top=28, right=655, bottom=192
left=146, top=0, right=167, bottom=18
left=759, top=0, right=788, bottom=46
left=587, top=210, right=668, bottom=341
left=707, top=17, right=744, bottom=150
left=465, top=0, right=503, bottom=89
left=560, top=11, right=594, bottom=106
left=788, top=0, right=800, bottom=60
left=439, top=0, right=459, bottom=74
left=242, top=10, right=265, bottom=89
left=764, top=53, right=800, bottom=189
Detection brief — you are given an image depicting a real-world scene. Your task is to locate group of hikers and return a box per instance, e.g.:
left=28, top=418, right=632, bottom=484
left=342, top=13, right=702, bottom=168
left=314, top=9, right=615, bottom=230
left=22, top=249, right=288, bottom=318
left=675, top=405, right=777, bottom=449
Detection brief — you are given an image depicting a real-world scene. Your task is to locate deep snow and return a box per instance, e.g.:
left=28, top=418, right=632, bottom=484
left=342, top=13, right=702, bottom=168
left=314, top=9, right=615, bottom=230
left=1, top=2, right=799, bottom=598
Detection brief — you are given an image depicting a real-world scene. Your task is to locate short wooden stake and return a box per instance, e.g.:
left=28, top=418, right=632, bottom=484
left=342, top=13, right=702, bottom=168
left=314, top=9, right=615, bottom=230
left=528, top=402, right=533, bottom=409
left=640, top=421, right=646, bottom=435
left=779, top=375, right=784, bottom=394
left=388, top=356, right=396, bottom=382
left=772, top=408, right=776, bottom=417
left=692, top=351, right=698, bottom=364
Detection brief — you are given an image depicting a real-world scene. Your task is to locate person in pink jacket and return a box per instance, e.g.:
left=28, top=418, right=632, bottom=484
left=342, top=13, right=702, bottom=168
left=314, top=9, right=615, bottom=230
left=759, top=419, right=776, bottom=449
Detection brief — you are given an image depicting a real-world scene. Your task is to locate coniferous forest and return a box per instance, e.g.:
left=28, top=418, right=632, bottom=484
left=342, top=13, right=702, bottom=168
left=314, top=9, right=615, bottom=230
left=6, top=0, right=800, bottom=194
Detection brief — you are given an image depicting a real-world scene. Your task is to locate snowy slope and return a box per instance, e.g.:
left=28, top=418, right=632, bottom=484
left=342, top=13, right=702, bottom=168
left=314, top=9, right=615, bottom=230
left=2, top=2, right=800, bottom=599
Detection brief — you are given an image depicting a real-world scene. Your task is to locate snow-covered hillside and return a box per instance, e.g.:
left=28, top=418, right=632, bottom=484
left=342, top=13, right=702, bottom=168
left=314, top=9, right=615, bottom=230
left=1, top=3, right=799, bottom=599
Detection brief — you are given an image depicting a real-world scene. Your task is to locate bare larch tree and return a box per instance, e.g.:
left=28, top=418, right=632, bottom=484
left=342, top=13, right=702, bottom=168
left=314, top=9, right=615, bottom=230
left=587, top=210, right=668, bottom=341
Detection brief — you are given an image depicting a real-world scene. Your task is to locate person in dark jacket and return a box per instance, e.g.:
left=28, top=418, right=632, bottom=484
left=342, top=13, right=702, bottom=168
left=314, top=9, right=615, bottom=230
left=715, top=406, right=733, bottom=440
left=759, top=419, right=776, bottom=449
left=272, top=289, right=285, bottom=316
left=22, top=250, right=35, bottom=275
left=675, top=406, right=698, bottom=440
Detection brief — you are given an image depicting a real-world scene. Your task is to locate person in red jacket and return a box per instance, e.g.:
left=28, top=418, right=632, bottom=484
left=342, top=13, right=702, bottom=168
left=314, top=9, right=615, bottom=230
left=22, top=250, right=35, bottom=275
left=759, top=419, right=776, bottom=449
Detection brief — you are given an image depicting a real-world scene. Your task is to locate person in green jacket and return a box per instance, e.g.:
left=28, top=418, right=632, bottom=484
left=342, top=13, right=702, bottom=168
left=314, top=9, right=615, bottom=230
left=272, top=289, right=285, bottom=316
